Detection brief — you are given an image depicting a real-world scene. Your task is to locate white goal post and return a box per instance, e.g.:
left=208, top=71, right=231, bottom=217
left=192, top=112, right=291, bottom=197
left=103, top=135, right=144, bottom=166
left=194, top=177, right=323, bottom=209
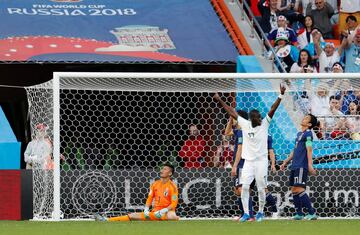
left=24, top=72, right=360, bottom=221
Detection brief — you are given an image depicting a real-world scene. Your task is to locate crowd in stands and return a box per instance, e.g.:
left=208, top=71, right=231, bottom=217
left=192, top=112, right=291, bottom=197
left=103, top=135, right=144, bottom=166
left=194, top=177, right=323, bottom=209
left=245, top=0, right=360, bottom=140
left=250, top=0, right=360, bottom=73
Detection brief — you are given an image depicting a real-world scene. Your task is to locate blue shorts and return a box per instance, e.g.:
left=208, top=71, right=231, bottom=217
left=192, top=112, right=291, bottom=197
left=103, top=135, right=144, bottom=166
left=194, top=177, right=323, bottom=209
left=233, top=167, right=255, bottom=189
left=289, top=168, right=308, bottom=188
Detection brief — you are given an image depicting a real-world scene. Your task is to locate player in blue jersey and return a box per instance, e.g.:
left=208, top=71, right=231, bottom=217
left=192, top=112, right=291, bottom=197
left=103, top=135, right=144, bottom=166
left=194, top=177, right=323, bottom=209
left=225, top=112, right=256, bottom=221
left=266, top=135, right=279, bottom=217
left=280, top=114, right=318, bottom=220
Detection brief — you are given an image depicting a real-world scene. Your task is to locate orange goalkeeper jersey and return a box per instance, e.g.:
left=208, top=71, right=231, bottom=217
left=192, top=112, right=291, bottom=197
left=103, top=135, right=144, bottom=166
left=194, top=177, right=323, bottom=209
left=145, top=179, right=178, bottom=212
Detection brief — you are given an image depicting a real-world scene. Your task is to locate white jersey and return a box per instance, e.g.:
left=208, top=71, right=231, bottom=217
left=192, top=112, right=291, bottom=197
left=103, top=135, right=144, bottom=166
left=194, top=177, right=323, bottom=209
left=237, top=114, right=271, bottom=161
left=340, top=0, right=360, bottom=13
left=24, top=138, right=52, bottom=169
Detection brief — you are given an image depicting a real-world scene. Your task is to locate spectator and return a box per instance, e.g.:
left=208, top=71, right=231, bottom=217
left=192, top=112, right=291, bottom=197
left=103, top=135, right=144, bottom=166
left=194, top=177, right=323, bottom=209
left=268, top=15, right=298, bottom=46
left=248, top=0, right=262, bottom=17
left=213, top=134, right=234, bottom=168
left=290, top=48, right=317, bottom=72
left=331, top=62, right=344, bottom=73
left=355, top=88, right=360, bottom=104
left=277, top=0, right=305, bottom=29
left=316, top=41, right=344, bottom=73
left=277, top=0, right=295, bottom=14
left=306, top=0, right=335, bottom=39
left=342, top=28, right=360, bottom=72
left=274, top=27, right=300, bottom=72
left=179, top=124, right=207, bottom=168
left=334, top=79, right=356, bottom=114
left=323, top=96, right=347, bottom=139
left=306, top=81, right=331, bottom=116
left=304, top=28, right=326, bottom=65
left=24, top=123, right=53, bottom=170
left=340, top=15, right=358, bottom=41
left=298, top=15, right=318, bottom=49
left=258, top=0, right=281, bottom=34
left=339, top=0, right=360, bottom=34
left=297, top=0, right=315, bottom=16
left=345, top=103, right=360, bottom=140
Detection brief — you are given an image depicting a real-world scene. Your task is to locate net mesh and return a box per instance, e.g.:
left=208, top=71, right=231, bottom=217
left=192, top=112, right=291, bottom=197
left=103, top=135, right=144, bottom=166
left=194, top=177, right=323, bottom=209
left=25, top=73, right=360, bottom=220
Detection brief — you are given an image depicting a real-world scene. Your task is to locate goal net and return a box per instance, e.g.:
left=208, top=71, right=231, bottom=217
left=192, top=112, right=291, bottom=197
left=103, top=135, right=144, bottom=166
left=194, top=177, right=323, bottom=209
left=25, top=73, right=360, bottom=220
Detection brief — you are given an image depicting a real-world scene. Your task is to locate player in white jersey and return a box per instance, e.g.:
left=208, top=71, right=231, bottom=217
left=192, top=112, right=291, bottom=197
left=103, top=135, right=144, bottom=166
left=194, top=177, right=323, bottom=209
left=214, top=85, right=285, bottom=222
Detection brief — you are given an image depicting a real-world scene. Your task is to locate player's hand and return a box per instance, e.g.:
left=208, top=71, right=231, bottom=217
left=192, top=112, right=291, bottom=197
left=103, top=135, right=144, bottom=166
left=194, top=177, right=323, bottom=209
left=213, top=93, right=221, bottom=101
left=231, top=166, right=237, bottom=177
left=154, top=208, right=169, bottom=219
left=280, top=84, right=286, bottom=95
left=308, top=166, right=317, bottom=176
left=271, top=164, right=277, bottom=173
left=280, top=163, right=286, bottom=171
left=144, top=207, right=150, bottom=219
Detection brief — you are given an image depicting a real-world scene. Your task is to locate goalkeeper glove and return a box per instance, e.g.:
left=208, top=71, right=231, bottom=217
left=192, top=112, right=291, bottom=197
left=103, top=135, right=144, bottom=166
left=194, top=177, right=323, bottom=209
left=154, top=208, right=168, bottom=219
left=144, top=207, right=150, bottom=219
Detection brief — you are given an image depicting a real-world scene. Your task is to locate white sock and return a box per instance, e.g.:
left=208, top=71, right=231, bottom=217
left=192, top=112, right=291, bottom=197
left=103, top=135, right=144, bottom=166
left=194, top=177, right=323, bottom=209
left=258, top=187, right=266, bottom=213
left=241, top=185, right=250, bottom=215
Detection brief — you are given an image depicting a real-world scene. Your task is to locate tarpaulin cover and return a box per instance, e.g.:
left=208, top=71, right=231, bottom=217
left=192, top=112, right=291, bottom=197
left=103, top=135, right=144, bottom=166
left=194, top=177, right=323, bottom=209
left=0, top=0, right=238, bottom=63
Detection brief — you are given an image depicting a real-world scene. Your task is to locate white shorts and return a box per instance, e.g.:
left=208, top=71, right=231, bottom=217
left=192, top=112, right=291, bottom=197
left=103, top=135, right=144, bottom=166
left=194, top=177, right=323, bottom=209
left=239, top=158, right=268, bottom=189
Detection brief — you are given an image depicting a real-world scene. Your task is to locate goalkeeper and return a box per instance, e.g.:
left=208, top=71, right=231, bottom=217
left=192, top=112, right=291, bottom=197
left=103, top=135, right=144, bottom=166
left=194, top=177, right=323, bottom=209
left=95, top=163, right=179, bottom=222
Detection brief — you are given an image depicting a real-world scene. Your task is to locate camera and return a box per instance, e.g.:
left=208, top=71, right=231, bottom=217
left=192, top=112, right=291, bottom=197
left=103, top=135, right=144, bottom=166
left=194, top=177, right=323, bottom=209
left=303, top=65, right=309, bottom=73
left=324, top=67, right=332, bottom=73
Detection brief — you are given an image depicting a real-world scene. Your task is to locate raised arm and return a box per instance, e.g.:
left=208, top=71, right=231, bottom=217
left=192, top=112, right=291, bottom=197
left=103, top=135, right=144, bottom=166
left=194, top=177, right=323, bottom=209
left=305, top=2, right=312, bottom=16
left=337, top=36, right=348, bottom=55
left=313, top=34, right=322, bottom=57
left=224, top=117, right=234, bottom=136
left=213, top=93, right=238, bottom=120
left=267, top=84, right=286, bottom=119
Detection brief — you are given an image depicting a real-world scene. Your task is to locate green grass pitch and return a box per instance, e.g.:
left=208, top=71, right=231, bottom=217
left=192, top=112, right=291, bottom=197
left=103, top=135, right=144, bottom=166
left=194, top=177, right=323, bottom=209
left=1, top=220, right=359, bottom=235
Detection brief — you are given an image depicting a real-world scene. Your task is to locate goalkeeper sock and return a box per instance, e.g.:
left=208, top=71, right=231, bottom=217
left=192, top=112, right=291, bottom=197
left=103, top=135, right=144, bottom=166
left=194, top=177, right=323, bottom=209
left=299, top=191, right=315, bottom=215
left=237, top=197, right=244, bottom=216
left=249, top=196, right=254, bottom=218
left=292, top=193, right=304, bottom=216
left=266, top=192, right=277, bottom=212
left=108, top=215, right=130, bottom=222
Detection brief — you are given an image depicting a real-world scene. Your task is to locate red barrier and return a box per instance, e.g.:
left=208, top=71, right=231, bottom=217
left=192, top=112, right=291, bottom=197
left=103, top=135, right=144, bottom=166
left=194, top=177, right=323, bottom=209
left=0, top=171, right=21, bottom=220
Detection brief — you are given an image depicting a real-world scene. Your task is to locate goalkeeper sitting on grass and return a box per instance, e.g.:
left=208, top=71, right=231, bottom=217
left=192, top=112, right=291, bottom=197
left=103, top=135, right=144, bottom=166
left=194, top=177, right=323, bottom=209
left=95, top=163, right=179, bottom=222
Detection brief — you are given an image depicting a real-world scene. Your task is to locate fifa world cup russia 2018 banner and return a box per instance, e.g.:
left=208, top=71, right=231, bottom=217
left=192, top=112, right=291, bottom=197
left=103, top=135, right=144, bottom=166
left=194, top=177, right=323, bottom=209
left=0, top=0, right=238, bottom=63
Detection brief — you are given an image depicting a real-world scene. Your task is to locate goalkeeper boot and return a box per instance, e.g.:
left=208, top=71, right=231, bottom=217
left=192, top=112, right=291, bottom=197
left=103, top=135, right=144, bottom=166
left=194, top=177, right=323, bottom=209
left=94, top=214, right=108, bottom=222
left=255, top=212, right=264, bottom=222
left=239, top=213, right=251, bottom=222
left=293, top=213, right=304, bottom=220
left=304, top=214, right=318, bottom=220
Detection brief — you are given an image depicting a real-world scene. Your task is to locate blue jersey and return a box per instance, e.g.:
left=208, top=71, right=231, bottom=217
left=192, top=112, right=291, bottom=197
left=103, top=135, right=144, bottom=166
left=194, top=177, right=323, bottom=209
left=267, top=135, right=273, bottom=150
left=291, top=130, right=313, bottom=170
left=232, top=128, right=245, bottom=169
left=267, top=135, right=274, bottom=161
